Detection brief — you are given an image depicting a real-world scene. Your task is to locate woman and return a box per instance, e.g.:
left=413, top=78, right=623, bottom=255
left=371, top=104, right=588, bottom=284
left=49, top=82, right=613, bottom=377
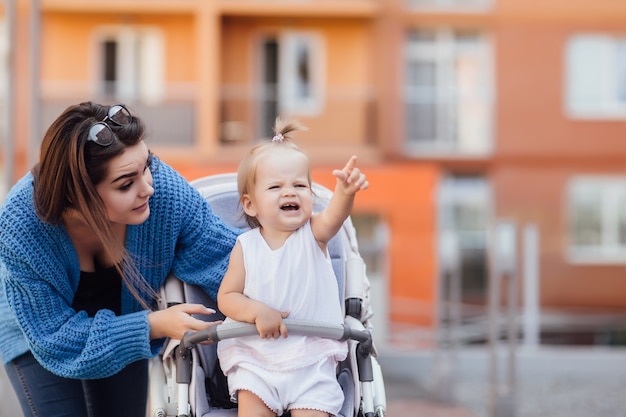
left=0, top=101, right=240, bottom=417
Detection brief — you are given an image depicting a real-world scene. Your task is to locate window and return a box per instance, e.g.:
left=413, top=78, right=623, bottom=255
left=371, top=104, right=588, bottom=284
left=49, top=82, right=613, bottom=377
left=438, top=175, right=491, bottom=303
left=92, top=26, right=164, bottom=104
left=405, top=30, right=493, bottom=156
left=567, top=177, right=626, bottom=263
left=565, top=35, right=626, bottom=119
left=350, top=213, right=389, bottom=345
left=279, top=32, right=325, bottom=116
left=259, top=31, right=325, bottom=135
left=350, top=213, right=388, bottom=279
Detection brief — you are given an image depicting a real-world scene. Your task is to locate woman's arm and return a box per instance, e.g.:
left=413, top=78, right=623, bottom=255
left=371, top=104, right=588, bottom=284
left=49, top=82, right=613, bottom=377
left=2, top=260, right=154, bottom=379
left=160, top=164, right=241, bottom=300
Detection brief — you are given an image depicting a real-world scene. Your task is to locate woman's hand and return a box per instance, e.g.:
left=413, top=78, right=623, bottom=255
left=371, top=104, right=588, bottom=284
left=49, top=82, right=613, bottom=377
left=147, top=303, right=219, bottom=341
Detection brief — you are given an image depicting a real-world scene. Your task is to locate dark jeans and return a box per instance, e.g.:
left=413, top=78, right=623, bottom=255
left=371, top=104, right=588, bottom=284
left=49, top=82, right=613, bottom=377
left=4, top=351, right=148, bottom=417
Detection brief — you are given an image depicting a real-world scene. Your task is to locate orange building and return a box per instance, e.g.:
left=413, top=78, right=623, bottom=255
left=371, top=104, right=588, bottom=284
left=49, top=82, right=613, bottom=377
left=2, top=0, right=626, bottom=346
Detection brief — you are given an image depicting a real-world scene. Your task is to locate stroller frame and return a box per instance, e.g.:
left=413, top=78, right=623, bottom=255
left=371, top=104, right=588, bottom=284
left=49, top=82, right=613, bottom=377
left=148, top=173, right=386, bottom=417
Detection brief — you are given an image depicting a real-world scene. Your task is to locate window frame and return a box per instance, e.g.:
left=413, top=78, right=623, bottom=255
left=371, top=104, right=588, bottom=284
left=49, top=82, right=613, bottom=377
left=278, top=31, right=325, bottom=116
left=565, top=34, right=626, bottom=120
left=567, top=176, right=626, bottom=264
left=437, top=174, right=492, bottom=301
left=91, top=25, right=165, bottom=104
left=404, top=28, right=494, bottom=157
left=350, top=213, right=389, bottom=280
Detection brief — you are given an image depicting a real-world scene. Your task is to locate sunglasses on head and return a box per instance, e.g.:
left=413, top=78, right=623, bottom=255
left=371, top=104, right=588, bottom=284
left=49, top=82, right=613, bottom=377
left=87, top=104, right=132, bottom=147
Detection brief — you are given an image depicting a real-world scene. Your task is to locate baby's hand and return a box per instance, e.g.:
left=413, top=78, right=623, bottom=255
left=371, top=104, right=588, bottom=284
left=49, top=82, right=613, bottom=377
left=254, top=306, right=290, bottom=339
left=332, top=155, right=369, bottom=195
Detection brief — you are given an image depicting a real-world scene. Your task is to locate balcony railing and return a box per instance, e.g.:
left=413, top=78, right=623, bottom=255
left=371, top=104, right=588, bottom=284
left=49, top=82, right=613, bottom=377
left=218, top=83, right=378, bottom=148
left=38, top=99, right=196, bottom=148
left=34, top=81, right=378, bottom=154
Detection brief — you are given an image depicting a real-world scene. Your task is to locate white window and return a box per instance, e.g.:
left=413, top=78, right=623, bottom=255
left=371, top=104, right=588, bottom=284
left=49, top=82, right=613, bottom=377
left=405, top=29, right=493, bottom=156
left=567, top=177, right=626, bottom=263
left=350, top=213, right=389, bottom=346
left=565, top=35, right=626, bottom=119
left=438, top=175, right=491, bottom=301
left=258, top=32, right=325, bottom=136
left=350, top=213, right=388, bottom=280
left=92, top=26, right=164, bottom=104
left=279, top=32, right=325, bottom=116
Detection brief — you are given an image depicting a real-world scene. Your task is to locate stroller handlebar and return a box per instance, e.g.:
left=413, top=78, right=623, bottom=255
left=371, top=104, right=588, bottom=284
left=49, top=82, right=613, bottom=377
left=180, top=319, right=371, bottom=350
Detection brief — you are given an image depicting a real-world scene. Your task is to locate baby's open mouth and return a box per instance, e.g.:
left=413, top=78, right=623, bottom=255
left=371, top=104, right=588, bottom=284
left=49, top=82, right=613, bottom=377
left=281, top=203, right=299, bottom=211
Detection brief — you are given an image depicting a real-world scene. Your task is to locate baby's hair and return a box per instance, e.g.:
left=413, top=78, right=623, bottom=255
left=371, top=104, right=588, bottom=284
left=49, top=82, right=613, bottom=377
left=237, top=117, right=310, bottom=228
left=272, top=117, right=307, bottom=142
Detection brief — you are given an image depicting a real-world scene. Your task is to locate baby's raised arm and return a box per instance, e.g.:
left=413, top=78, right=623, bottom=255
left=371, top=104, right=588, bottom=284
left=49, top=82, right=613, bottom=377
left=312, top=155, right=369, bottom=244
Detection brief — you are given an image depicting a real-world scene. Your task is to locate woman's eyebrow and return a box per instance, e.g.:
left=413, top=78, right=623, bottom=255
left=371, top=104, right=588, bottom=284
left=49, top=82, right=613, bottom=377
left=111, top=171, right=138, bottom=184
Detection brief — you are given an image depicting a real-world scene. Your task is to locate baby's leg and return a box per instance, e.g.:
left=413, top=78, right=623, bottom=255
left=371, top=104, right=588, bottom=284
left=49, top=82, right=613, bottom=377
left=238, top=390, right=276, bottom=417
left=290, top=409, right=329, bottom=417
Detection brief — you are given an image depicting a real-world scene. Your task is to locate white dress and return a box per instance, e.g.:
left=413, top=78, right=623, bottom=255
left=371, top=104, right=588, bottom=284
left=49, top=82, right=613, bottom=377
left=217, top=221, right=348, bottom=373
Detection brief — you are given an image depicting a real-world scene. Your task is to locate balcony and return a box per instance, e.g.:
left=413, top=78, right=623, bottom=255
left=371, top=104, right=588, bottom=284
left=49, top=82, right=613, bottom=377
left=37, top=82, right=379, bottom=164
left=217, top=82, right=379, bottom=164
left=37, top=79, right=197, bottom=147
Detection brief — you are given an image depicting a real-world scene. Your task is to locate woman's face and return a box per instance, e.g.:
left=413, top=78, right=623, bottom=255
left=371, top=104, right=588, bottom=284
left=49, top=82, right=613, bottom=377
left=95, top=141, right=154, bottom=225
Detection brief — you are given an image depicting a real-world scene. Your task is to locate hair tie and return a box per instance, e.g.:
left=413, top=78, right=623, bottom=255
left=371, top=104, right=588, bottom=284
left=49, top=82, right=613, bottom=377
left=272, top=134, right=284, bottom=143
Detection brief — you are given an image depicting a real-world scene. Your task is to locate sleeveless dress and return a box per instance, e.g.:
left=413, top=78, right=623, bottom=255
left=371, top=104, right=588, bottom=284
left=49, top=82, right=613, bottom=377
left=217, top=221, right=348, bottom=373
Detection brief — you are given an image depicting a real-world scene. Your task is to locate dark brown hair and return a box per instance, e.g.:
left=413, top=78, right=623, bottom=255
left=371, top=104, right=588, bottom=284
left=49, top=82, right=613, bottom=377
left=32, top=101, right=157, bottom=309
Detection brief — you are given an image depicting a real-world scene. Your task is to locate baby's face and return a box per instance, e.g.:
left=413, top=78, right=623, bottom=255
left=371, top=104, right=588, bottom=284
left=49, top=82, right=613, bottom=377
left=246, top=148, right=313, bottom=234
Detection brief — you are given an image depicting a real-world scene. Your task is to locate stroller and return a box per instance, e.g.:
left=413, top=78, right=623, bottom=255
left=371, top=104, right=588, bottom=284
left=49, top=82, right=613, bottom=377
left=147, top=173, right=387, bottom=417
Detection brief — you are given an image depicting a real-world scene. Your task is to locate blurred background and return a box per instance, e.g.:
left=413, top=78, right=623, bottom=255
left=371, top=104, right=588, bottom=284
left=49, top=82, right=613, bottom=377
left=1, top=0, right=626, bottom=416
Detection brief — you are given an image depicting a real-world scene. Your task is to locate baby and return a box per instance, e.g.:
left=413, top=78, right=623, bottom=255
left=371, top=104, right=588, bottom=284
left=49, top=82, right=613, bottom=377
left=217, top=118, right=369, bottom=417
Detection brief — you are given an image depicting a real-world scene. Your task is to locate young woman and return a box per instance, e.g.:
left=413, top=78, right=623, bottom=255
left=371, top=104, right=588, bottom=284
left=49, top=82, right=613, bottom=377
left=0, top=101, right=240, bottom=417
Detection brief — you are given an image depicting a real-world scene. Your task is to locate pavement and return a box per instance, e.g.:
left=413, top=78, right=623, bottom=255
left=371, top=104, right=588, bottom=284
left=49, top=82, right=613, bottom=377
left=387, top=401, right=475, bottom=417
left=3, top=345, right=626, bottom=417
left=0, top=366, right=473, bottom=417
left=384, top=374, right=477, bottom=417
left=0, top=359, right=472, bottom=417
left=378, top=345, right=626, bottom=417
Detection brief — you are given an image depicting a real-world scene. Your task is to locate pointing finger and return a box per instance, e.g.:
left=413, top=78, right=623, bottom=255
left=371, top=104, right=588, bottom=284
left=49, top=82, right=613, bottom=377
left=342, top=155, right=357, bottom=173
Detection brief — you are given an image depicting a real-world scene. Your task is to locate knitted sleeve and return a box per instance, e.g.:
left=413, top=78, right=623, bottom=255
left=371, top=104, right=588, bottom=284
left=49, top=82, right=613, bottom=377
left=3, top=262, right=154, bottom=379
left=160, top=165, right=241, bottom=299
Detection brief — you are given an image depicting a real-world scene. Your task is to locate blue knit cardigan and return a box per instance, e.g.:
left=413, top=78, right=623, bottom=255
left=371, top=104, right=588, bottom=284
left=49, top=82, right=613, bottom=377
left=0, top=160, right=240, bottom=379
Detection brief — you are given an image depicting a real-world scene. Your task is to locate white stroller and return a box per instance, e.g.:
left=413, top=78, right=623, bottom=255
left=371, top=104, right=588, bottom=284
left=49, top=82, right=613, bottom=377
left=147, top=173, right=387, bottom=417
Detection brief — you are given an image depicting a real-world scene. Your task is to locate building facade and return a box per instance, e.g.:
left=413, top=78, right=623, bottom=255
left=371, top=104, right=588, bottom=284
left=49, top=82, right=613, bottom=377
left=1, top=0, right=626, bottom=347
